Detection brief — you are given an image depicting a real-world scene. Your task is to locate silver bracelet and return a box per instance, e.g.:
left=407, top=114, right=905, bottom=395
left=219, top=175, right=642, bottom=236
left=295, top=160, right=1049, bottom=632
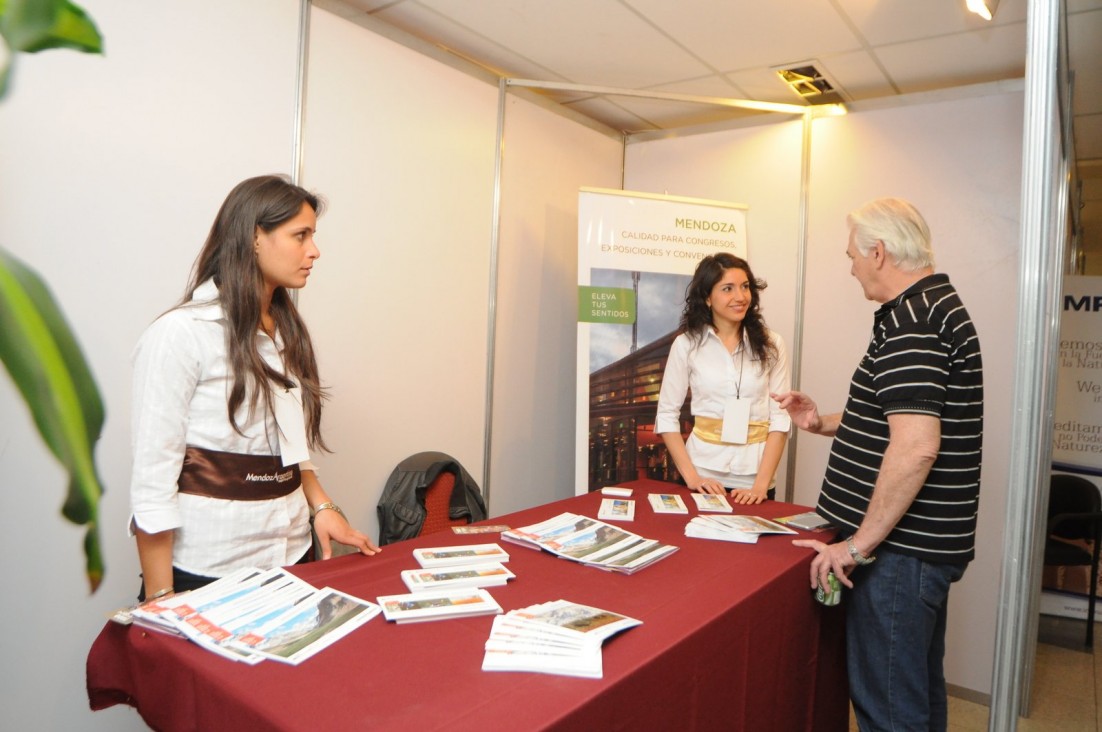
left=313, top=501, right=344, bottom=519
left=148, top=587, right=174, bottom=601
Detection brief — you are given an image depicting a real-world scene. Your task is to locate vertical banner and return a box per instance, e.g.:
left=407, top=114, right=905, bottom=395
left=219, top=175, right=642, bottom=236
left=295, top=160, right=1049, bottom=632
left=1043, top=275, right=1102, bottom=618
left=576, top=187, right=748, bottom=495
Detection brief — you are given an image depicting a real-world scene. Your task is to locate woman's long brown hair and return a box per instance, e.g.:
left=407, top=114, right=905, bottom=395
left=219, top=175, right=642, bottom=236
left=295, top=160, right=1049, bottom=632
left=184, top=175, right=329, bottom=451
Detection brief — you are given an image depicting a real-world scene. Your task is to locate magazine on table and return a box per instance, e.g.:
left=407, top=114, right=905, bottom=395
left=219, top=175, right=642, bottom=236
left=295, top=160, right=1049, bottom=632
left=230, top=588, right=380, bottom=665
left=685, top=515, right=759, bottom=544
left=647, top=493, right=689, bottom=514
left=506, top=599, right=642, bottom=642
left=376, top=587, right=503, bottom=624
left=400, top=563, right=515, bottom=593
left=706, top=515, right=796, bottom=535
left=502, top=512, right=678, bottom=574
left=481, top=600, right=641, bottom=679
left=597, top=497, right=635, bottom=521
left=596, top=539, right=679, bottom=572
left=116, top=566, right=381, bottom=664
left=503, top=513, right=599, bottom=548
left=169, top=569, right=320, bottom=663
left=690, top=493, right=734, bottom=513
left=412, top=543, right=510, bottom=568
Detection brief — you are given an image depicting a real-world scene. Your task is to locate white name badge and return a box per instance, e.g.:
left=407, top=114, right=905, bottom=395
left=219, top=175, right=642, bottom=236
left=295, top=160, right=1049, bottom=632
left=721, top=397, right=751, bottom=444
left=273, top=386, right=310, bottom=466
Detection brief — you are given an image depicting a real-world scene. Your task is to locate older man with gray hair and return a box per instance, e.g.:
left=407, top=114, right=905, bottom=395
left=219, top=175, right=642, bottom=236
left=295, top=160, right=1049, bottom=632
left=773, top=197, right=984, bottom=731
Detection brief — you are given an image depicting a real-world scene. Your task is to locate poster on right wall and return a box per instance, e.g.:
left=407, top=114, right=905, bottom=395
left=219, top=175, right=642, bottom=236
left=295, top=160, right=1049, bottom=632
left=1043, top=275, right=1102, bottom=619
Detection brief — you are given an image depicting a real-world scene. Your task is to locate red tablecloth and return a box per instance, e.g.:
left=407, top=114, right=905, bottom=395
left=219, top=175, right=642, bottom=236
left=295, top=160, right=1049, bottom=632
left=88, top=480, right=847, bottom=731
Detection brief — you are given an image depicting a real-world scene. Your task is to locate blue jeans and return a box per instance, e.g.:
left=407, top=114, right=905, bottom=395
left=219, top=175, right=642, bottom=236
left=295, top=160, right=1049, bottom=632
left=846, top=548, right=967, bottom=732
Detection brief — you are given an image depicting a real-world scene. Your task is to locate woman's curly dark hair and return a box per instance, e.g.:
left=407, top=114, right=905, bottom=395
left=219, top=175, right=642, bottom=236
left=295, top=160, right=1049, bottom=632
left=680, top=252, right=777, bottom=367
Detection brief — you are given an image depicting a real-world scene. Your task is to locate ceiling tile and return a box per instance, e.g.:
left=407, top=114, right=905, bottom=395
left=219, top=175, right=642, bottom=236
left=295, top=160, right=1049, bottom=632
left=623, top=0, right=862, bottom=72
left=809, top=50, right=896, bottom=100
left=407, top=0, right=713, bottom=88
left=835, top=0, right=1028, bottom=46
left=372, top=3, right=563, bottom=79
left=873, top=24, right=1026, bottom=94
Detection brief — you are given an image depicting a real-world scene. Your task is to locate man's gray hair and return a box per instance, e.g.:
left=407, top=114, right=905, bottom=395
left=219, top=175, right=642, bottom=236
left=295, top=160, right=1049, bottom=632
left=847, top=197, right=934, bottom=272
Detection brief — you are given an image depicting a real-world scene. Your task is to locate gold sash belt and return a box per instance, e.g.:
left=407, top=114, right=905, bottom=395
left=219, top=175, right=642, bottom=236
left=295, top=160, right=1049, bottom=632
left=178, top=446, right=301, bottom=501
left=692, top=416, right=770, bottom=446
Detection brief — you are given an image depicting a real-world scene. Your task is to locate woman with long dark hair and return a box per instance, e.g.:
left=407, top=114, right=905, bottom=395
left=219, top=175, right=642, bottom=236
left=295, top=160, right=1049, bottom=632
left=129, top=175, right=379, bottom=603
left=655, top=253, right=790, bottom=504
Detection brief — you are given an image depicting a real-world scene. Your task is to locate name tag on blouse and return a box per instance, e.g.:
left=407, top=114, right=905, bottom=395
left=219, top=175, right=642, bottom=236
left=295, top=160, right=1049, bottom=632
left=721, top=397, right=751, bottom=444
left=273, top=386, right=309, bottom=466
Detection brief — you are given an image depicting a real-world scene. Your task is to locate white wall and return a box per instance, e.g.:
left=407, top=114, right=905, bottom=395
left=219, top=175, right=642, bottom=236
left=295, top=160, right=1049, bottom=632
left=0, top=1, right=303, bottom=729
left=490, top=93, right=624, bottom=516
left=624, top=86, right=1022, bottom=697
left=804, top=88, right=1022, bottom=697
left=300, top=8, right=498, bottom=542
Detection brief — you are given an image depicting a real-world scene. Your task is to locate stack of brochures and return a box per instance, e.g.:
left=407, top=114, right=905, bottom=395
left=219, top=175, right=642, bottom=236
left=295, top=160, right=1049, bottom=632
left=481, top=600, right=642, bottom=679
left=376, top=587, right=503, bottom=624
left=691, top=493, right=734, bottom=512
left=502, top=512, right=678, bottom=574
left=597, top=497, right=635, bottom=521
left=685, top=514, right=797, bottom=544
left=118, top=567, right=381, bottom=665
left=371, top=543, right=512, bottom=623
left=412, top=543, right=510, bottom=568
left=400, top=563, right=515, bottom=593
left=648, top=493, right=689, bottom=514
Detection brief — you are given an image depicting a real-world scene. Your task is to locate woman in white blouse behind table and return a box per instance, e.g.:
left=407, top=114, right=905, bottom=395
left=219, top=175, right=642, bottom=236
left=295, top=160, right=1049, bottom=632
left=129, top=175, right=379, bottom=603
left=655, top=253, right=791, bottom=504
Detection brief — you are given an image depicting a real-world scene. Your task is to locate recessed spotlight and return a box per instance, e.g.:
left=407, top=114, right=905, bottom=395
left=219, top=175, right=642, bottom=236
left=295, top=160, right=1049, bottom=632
left=774, top=62, right=846, bottom=105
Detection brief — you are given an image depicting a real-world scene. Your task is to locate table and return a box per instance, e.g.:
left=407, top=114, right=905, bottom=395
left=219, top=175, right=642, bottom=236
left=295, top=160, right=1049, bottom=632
left=87, top=479, right=848, bottom=731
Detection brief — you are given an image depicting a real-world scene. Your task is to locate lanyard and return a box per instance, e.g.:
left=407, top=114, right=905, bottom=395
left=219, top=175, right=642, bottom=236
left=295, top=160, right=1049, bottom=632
left=732, top=342, right=745, bottom=399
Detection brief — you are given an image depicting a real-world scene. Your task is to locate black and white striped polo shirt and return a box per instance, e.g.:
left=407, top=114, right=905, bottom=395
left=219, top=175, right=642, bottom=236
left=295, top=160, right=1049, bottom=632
left=818, top=273, right=984, bottom=564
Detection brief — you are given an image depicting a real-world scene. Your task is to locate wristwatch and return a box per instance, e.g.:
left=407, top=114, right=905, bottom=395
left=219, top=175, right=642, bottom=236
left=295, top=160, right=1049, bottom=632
left=846, top=536, right=876, bottom=566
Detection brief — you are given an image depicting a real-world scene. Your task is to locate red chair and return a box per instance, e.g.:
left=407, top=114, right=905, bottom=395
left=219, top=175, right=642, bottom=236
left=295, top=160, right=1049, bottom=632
left=419, top=471, right=469, bottom=536
left=377, top=452, right=487, bottom=546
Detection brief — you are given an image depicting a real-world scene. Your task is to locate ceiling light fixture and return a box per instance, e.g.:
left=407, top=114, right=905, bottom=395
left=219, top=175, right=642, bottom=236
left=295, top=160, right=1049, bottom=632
left=966, top=0, right=1000, bottom=21
left=774, top=62, right=846, bottom=106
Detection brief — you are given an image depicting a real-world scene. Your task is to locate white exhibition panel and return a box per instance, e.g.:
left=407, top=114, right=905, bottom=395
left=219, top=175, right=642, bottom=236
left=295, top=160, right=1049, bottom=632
left=491, top=93, right=624, bottom=517
left=624, top=88, right=1022, bottom=698
left=805, top=90, right=1022, bottom=697
left=0, top=1, right=303, bottom=729
left=624, top=119, right=805, bottom=497
left=300, top=7, right=498, bottom=543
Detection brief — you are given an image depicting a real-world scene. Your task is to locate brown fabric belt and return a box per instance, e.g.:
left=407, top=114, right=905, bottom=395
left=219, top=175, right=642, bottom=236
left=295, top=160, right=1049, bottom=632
left=178, top=446, right=301, bottom=501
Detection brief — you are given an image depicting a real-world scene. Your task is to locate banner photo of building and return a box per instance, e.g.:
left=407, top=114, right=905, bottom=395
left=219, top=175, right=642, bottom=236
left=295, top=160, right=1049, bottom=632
left=575, top=188, right=748, bottom=495
left=1043, top=274, right=1102, bottom=619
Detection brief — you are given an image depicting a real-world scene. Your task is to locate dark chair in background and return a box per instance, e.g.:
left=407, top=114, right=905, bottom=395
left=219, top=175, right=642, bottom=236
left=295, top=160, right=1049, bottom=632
left=377, top=451, right=487, bottom=546
left=1044, top=473, right=1102, bottom=647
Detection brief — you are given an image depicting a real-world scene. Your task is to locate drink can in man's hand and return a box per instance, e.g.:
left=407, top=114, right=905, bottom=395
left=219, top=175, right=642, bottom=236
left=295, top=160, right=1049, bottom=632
left=814, top=572, right=842, bottom=606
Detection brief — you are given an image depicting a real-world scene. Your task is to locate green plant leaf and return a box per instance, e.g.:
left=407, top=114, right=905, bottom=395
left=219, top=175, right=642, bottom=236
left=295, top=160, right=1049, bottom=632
left=0, top=0, right=102, bottom=54
left=0, top=246, right=104, bottom=591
